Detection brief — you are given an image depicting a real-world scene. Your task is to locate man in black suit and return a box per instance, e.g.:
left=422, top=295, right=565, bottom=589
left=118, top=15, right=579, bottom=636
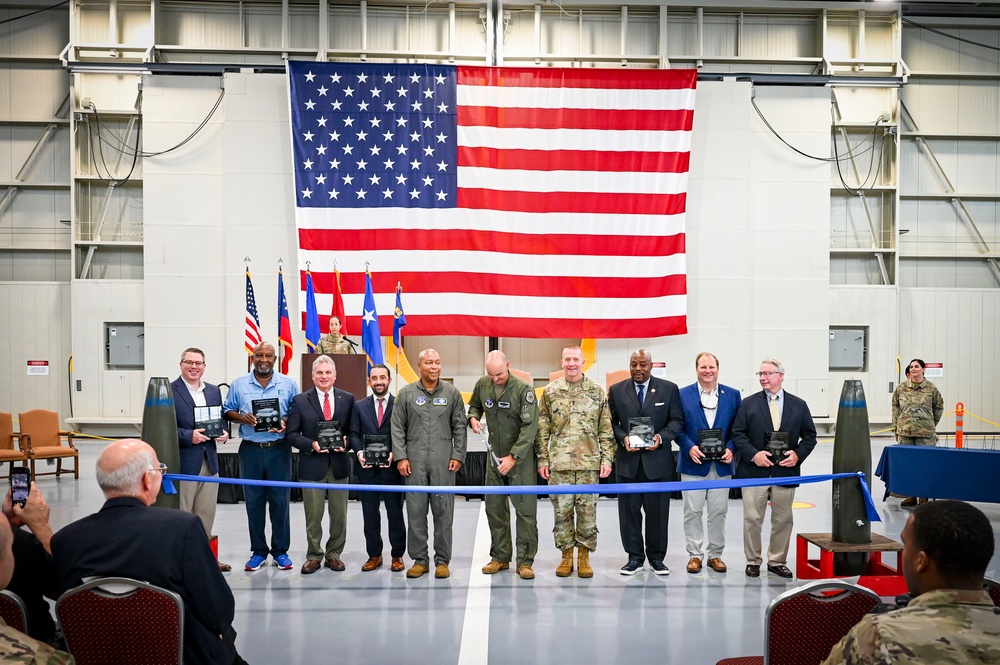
left=607, top=349, right=685, bottom=576
left=51, top=439, right=239, bottom=665
left=172, top=347, right=232, bottom=571
left=732, top=357, right=817, bottom=579
left=287, top=354, right=355, bottom=574
left=348, top=363, right=406, bottom=573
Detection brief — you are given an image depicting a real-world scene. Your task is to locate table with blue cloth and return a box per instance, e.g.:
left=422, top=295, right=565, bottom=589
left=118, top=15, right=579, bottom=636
left=875, top=445, right=1000, bottom=503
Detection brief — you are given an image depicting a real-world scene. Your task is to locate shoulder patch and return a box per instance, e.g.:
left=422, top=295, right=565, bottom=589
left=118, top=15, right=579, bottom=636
left=524, top=391, right=535, bottom=404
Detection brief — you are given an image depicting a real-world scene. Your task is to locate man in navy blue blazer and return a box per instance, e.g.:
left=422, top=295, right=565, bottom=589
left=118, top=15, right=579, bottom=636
left=172, top=347, right=232, bottom=572
left=348, top=363, right=406, bottom=573
left=287, top=354, right=355, bottom=574
left=676, top=352, right=742, bottom=574
left=732, top=358, right=817, bottom=579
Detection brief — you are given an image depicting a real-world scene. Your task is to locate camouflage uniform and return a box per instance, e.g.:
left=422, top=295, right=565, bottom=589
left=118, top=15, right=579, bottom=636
left=316, top=334, right=355, bottom=355
left=820, top=589, right=1000, bottom=665
left=892, top=379, right=944, bottom=446
left=534, top=376, right=615, bottom=552
left=0, top=622, right=74, bottom=664
left=467, top=373, right=539, bottom=567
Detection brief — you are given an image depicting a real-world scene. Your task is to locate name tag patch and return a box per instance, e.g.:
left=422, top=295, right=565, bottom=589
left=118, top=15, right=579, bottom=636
left=433, top=397, right=448, bottom=406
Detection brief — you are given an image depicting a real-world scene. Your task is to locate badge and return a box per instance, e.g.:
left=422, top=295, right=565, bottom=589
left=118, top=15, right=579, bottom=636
left=524, top=391, right=535, bottom=404
left=416, top=396, right=426, bottom=406
left=433, top=397, right=448, bottom=406
left=485, top=398, right=494, bottom=408
left=498, top=401, right=511, bottom=409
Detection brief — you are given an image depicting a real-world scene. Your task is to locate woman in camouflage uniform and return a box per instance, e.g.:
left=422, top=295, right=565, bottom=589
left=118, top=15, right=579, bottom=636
left=316, top=316, right=356, bottom=355
left=891, top=358, right=944, bottom=507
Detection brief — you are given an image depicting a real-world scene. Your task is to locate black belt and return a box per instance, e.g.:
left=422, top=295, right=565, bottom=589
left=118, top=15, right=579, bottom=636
left=244, top=439, right=285, bottom=448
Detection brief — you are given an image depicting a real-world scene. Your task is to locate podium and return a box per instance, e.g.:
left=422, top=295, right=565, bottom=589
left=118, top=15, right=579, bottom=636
left=300, top=353, right=368, bottom=400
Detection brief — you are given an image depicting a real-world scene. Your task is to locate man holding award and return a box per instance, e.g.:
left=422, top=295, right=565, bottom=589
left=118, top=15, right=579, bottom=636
left=223, top=342, right=299, bottom=572
left=732, top=358, right=817, bottom=579
left=676, top=352, right=742, bottom=574
left=287, top=355, right=355, bottom=574
left=607, top=349, right=684, bottom=576
left=172, top=347, right=231, bottom=571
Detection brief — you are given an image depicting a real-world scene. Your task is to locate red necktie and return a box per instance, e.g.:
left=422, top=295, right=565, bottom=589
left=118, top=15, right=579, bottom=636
left=323, top=392, right=332, bottom=420
left=377, top=398, right=385, bottom=427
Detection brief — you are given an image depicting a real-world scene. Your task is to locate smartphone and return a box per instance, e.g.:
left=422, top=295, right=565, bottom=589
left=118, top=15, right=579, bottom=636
left=11, top=467, right=30, bottom=508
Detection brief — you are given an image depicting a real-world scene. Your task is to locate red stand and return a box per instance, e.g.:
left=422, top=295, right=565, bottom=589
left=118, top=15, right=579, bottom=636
left=209, top=535, right=219, bottom=561
left=796, top=532, right=907, bottom=597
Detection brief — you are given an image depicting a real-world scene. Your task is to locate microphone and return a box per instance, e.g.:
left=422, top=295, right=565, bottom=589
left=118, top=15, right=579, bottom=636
left=342, top=336, right=360, bottom=347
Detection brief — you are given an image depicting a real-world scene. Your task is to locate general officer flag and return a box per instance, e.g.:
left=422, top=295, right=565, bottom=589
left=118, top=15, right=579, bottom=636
left=289, top=62, right=695, bottom=338
left=361, top=270, right=384, bottom=365
left=393, top=284, right=406, bottom=349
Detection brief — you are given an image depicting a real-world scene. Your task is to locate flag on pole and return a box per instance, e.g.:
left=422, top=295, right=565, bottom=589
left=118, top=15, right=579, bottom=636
left=331, top=265, right=347, bottom=335
left=277, top=267, right=293, bottom=374
left=304, top=269, right=321, bottom=352
left=393, top=284, right=406, bottom=349
left=288, top=62, right=695, bottom=338
left=245, top=269, right=262, bottom=355
left=361, top=270, right=384, bottom=365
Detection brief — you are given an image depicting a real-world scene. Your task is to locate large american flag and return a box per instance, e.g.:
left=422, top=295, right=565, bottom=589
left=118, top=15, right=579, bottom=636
left=288, top=62, right=695, bottom=338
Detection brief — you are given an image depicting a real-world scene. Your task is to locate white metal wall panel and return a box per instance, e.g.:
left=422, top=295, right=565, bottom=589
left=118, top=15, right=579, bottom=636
left=829, top=286, right=897, bottom=421
left=244, top=5, right=283, bottom=50
left=0, top=7, right=67, bottom=55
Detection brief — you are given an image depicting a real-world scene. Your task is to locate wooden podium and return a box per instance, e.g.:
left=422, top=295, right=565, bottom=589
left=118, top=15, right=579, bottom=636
left=300, top=353, right=368, bottom=400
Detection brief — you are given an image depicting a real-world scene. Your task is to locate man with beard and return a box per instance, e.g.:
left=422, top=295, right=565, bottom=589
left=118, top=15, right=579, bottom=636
left=224, top=342, right=299, bottom=572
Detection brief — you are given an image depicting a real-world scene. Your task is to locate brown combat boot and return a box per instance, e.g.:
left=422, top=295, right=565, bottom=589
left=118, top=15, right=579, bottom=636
left=577, top=549, right=593, bottom=578
left=555, top=549, right=574, bottom=577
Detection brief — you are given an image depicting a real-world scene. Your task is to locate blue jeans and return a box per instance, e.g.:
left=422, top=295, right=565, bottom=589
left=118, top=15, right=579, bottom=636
left=239, top=441, right=292, bottom=557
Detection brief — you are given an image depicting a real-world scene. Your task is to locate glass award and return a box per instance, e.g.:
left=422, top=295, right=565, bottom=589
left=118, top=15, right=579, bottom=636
left=251, top=398, right=281, bottom=432
left=363, top=434, right=391, bottom=466
left=698, top=428, right=725, bottom=460
left=317, top=420, right=344, bottom=451
left=766, top=431, right=791, bottom=462
left=193, top=405, right=225, bottom=439
left=628, top=416, right=655, bottom=449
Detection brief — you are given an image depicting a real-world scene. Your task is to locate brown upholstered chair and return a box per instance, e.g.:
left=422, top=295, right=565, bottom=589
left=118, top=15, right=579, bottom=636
left=15, top=410, right=79, bottom=479
left=510, top=368, right=532, bottom=384
left=605, top=369, right=630, bottom=391
left=548, top=370, right=565, bottom=382
left=0, top=413, right=28, bottom=479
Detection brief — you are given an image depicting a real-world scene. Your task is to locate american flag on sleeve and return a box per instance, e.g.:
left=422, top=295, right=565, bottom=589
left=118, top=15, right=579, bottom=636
left=288, top=61, right=695, bottom=338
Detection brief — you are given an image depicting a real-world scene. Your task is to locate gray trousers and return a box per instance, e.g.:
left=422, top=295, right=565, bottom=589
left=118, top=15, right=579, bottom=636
left=681, top=467, right=730, bottom=560
left=178, top=457, right=219, bottom=538
left=405, top=461, right=456, bottom=566
left=302, top=467, right=349, bottom=560
left=741, top=484, right=796, bottom=566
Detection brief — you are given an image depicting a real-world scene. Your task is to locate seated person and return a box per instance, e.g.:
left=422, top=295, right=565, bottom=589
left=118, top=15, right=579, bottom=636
left=822, top=500, right=999, bottom=665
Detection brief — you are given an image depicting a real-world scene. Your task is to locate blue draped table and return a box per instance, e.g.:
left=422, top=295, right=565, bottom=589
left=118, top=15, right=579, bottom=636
left=875, top=445, right=1000, bottom=503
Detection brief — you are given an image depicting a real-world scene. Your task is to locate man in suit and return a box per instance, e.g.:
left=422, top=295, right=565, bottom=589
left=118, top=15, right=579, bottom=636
left=348, top=363, right=406, bottom=573
left=51, top=439, right=240, bottom=665
left=676, top=352, right=742, bottom=574
left=607, top=349, right=684, bottom=576
left=732, top=357, right=817, bottom=579
left=173, top=347, right=232, bottom=571
left=287, top=354, right=355, bottom=574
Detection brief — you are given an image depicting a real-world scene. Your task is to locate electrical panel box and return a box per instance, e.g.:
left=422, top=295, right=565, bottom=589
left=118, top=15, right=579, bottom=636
left=829, top=327, right=867, bottom=371
left=105, top=323, right=144, bottom=369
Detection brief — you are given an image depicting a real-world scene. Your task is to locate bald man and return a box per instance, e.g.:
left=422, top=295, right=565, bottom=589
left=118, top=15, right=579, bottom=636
left=52, top=439, right=239, bottom=665
left=467, top=351, right=539, bottom=580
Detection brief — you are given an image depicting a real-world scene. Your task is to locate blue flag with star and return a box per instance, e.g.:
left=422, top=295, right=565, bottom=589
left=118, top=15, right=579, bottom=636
left=361, top=271, right=384, bottom=365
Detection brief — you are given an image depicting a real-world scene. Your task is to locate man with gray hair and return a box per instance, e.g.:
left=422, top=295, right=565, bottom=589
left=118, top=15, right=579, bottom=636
left=287, top=355, right=355, bottom=574
left=51, top=439, right=239, bottom=664
left=732, top=358, right=817, bottom=579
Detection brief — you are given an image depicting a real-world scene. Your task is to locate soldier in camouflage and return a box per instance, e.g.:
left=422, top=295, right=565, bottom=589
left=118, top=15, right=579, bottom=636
left=535, top=345, right=615, bottom=578
left=822, top=500, right=1000, bottom=665
left=891, top=358, right=944, bottom=507
left=315, top=316, right=356, bottom=355
left=468, top=351, right=540, bottom=580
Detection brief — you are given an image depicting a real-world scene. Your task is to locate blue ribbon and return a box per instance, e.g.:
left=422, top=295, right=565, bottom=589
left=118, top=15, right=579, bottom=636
left=164, top=471, right=881, bottom=523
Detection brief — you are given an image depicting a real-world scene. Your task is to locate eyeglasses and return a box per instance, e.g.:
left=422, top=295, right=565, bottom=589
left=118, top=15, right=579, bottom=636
left=756, top=371, right=782, bottom=377
left=147, top=463, right=167, bottom=474
left=181, top=360, right=205, bottom=367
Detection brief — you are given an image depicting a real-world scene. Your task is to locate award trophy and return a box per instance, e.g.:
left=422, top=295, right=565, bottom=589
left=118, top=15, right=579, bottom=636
left=194, top=405, right=225, bottom=439
left=628, top=417, right=655, bottom=449
left=698, top=428, right=725, bottom=460
left=317, top=420, right=344, bottom=451
left=251, top=398, right=281, bottom=432
left=363, top=434, right=391, bottom=466
left=766, top=431, right=791, bottom=462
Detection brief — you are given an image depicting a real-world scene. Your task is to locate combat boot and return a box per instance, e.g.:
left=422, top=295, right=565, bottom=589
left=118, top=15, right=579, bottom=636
left=555, top=549, right=574, bottom=577
left=577, top=549, right=593, bottom=578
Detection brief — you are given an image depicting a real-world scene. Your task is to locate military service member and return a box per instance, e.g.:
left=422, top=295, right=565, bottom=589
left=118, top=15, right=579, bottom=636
left=535, top=345, right=615, bottom=578
left=392, top=349, right=468, bottom=580
left=316, top=315, right=356, bottom=355
left=891, top=358, right=944, bottom=507
left=821, top=500, right=1000, bottom=665
left=468, top=351, right=540, bottom=580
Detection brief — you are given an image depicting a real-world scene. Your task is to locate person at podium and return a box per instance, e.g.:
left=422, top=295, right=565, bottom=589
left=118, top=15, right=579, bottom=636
left=316, top=315, right=357, bottom=355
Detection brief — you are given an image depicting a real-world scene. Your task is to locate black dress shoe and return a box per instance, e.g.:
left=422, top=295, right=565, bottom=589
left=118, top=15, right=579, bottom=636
left=767, top=564, right=793, bottom=579
left=649, top=560, right=670, bottom=576
left=745, top=564, right=761, bottom=577
left=620, top=559, right=643, bottom=576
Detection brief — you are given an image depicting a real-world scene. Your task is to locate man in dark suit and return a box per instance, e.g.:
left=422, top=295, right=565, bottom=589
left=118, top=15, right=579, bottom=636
left=607, top=349, right=684, bottom=576
left=732, top=357, right=817, bottom=579
left=172, top=347, right=232, bottom=571
left=287, top=354, right=355, bottom=574
left=348, top=363, right=406, bottom=573
left=51, top=439, right=239, bottom=665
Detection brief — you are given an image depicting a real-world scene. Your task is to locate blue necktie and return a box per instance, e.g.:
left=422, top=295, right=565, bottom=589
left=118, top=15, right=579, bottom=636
left=637, top=384, right=645, bottom=407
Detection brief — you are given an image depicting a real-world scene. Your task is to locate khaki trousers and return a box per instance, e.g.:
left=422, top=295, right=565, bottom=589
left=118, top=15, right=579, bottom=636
left=741, top=484, right=796, bottom=566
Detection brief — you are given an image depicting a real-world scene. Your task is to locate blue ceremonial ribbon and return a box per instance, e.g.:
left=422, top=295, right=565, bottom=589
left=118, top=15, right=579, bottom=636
left=161, top=478, right=177, bottom=494
left=164, top=471, right=881, bottom=522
